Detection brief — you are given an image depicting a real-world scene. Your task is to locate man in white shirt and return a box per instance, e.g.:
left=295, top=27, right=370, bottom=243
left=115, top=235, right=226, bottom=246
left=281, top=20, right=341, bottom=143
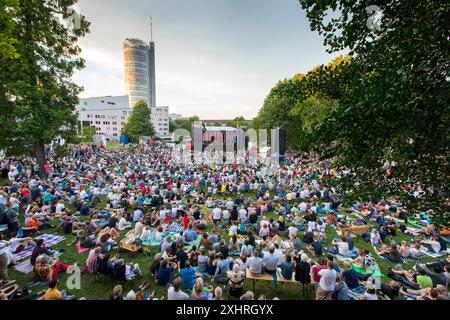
left=299, top=201, right=308, bottom=212
left=133, top=209, right=143, bottom=222
left=167, top=278, right=189, bottom=300
left=55, top=201, right=65, bottom=215
left=239, top=207, right=248, bottom=222
left=212, top=207, right=222, bottom=225
left=316, top=261, right=337, bottom=300
left=246, top=250, right=265, bottom=275
left=288, top=226, right=299, bottom=240
left=332, top=237, right=350, bottom=256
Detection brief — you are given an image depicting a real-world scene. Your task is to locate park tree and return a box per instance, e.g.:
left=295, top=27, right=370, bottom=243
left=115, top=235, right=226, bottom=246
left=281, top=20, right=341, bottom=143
left=80, top=125, right=96, bottom=143
left=299, top=0, right=450, bottom=226
left=0, top=0, right=90, bottom=176
left=290, top=93, right=339, bottom=133
left=252, top=55, right=352, bottom=148
left=170, top=116, right=200, bottom=133
left=0, top=0, right=19, bottom=60
left=122, top=100, right=155, bottom=143
left=227, top=116, right=249, bottom=128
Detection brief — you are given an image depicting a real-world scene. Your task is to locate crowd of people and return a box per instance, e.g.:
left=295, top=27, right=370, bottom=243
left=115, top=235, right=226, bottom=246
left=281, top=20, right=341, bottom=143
left=0, top=141, right=448, bottom=301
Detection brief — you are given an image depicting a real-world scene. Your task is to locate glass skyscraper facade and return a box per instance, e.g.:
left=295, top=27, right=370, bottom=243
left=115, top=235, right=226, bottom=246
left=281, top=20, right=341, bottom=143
left=123, top=38, right=156, bottom=108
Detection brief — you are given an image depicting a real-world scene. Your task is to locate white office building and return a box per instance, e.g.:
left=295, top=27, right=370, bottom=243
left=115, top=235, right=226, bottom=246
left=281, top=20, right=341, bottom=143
left=75, top=95, right=131, bottom=142
left=76, top=95, right=170, bottom=141
left=152, top=106, right=170, bottom=140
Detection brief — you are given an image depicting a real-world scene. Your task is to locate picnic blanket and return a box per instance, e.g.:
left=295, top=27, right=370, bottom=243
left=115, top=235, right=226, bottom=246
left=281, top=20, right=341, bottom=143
left=337, top=248, right=359, bottom=259
left=348, top=285, right=366, bottom=300
left=420, top=249, right=449, bottom=258
left=143, top=232, right=179, bottom=246
left=76, top=243, right=90, bottom=254
left=13, top=234, right=65, bottom=261
left=352, top=265, right=385, bottom=278
left=184, top=234, right=202, bottom=249
left=14, top=259, right=34, bottom=274
left=162, top=223, right=184, bottom=233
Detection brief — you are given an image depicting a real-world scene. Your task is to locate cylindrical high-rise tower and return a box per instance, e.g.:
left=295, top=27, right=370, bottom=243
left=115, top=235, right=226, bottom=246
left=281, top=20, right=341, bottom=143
left=124, top=38, right=151, bottom=108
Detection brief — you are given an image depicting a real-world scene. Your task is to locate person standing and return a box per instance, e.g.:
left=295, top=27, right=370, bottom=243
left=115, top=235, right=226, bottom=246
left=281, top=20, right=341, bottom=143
left=316, top=261, right=337, bottom=300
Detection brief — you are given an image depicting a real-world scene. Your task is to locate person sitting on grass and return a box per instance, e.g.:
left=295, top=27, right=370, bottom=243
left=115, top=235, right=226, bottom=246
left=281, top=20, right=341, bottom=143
left=214, top=252, right=233, bottom=284
left=400, top=287, right=440, bottom=300
left=85, top=246, right=102, bottom=274
left=341, top=262, right=361, bottom=290
left=332, top=237, right=350, bottom=256
left=189, top=277, right=208, bottom=300
left=34, top=254, right=74, bottom=283
left=30, top=239, right=55, bottom=265
left=227, top=263, right=246, bottom=298
left=43, top=280, right=64, bottom=300
left=111, top=284, right=123, bottom=300
left=377, top=281, right=401, bottom=300
left=361, top=282, right=378, bottom=300
left=180, top=260, right=196, bottom=290
left=167, top=277, right=189, bottom=300
left=373, top=243, right=402, bottom=263
left=157, top=259, right=177, bottom=287
left=332, top=275, right=350, bottom=300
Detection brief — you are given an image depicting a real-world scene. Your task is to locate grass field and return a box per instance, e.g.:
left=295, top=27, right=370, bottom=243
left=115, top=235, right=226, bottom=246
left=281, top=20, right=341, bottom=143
left=4, top=187, right=439, bottom=300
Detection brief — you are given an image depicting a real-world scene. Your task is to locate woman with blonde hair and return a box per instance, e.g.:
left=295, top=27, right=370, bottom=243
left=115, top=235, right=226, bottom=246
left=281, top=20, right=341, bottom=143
left=34, top=255, right=72, bottom=282
left=112, top=285, right=123, bottom=300
left=189, top=277, right=208, bottom=300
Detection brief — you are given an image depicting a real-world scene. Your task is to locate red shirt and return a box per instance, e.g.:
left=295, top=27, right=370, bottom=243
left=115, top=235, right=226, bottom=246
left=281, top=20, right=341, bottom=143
left=183, top=215, right=190, bottom=229
left=312, top=265, right=327, bottom=283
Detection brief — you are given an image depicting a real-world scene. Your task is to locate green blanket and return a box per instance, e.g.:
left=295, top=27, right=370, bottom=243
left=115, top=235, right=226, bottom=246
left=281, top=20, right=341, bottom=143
left=352, top=265, right=385, bottom=278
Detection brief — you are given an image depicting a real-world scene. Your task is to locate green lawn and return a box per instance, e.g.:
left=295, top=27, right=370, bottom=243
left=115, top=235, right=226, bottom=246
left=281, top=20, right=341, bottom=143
left=4, top=189, right=439, bottom=300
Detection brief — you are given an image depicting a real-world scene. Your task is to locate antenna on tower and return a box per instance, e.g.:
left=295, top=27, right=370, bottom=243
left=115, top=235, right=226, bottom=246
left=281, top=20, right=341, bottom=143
left=150, top=16, right=153, bottom=42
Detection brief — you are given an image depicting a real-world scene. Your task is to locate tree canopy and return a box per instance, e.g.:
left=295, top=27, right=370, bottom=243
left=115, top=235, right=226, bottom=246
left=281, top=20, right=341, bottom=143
left=0, top=0, right=90, bottom=174
left=122, top=100, right=155, bottom=143
left=297, top=0, right=449, bottom=226
left=253, top=1, right=449, bottom=226
left=169, top=116, right=200, bottom=133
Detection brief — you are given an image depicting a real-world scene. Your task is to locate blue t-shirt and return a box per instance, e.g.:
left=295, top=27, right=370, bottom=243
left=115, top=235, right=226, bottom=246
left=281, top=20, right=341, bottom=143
left=158, top=266, right=174, bottom=286
left=294, top=238, right=301, bottom=251
left=311, top=241, right=323, bottom=257
left=280, top=261, right=293, bottom=280
left=180, top=268, right=196, bottom=290
left=185, top=230, right=197, bottom=242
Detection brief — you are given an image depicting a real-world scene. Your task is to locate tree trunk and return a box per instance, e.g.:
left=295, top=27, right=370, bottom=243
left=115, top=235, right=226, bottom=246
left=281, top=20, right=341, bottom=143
left=34, top=141, right=47, bottom=178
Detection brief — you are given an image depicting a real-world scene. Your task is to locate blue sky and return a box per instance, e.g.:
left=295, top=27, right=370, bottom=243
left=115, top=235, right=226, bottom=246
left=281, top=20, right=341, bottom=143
left=73, top=0, right=343, bottom=119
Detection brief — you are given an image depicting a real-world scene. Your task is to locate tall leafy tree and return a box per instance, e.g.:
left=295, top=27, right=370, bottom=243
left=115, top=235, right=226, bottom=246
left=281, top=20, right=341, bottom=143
left=0, top=0, right=90, bottom=175
left=290, top=93, right=339, bottom=132
left=299, top=0, right=450, bottom=226
left=0, top=0, right=19, bottom=60
left=253, top=55, right=352, bottom=148
left=122, top=100, right=155, bottom=143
